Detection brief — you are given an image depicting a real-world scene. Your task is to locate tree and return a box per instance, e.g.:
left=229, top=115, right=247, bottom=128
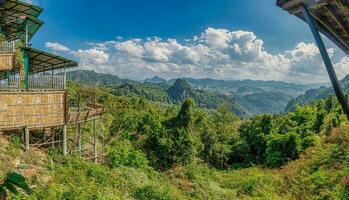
left=144, top=99, right=198, bottom=170
left=0, top=172, right=32, bottom=200
left=232, top=115, right=274, bottom=164
left=201, top=103, right=239, bottom=169
left=265, top=132, right=301, bottom=168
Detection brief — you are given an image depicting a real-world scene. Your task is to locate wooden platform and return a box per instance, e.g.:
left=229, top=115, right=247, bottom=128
left=68, top=103, right=105, bottom=125
left=277, top=0, right=349, bottom=54
left=0, top=91, right=67, bottom=130
left=0, top=92, right=105, bottom=130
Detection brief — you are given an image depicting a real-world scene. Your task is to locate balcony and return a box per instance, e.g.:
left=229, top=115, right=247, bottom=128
left=0, top=41, right=16, bottom=71
left=0, top=74, right=66, bottom=91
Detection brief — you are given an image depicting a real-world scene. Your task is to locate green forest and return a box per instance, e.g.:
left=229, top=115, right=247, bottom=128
left=2, top=80, right=349, bottom=200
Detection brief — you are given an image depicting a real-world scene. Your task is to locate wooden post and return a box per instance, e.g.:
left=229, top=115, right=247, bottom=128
left=78, top=124, right=82, bottom=154
left=63, top=125, right=67, bottom=156
left=43, top=128, right=49, bottom=142
left=93, top=120, right=98, bottom=163
left=52, top=130, right=55, bottom=149
left=25, top=127, right=30, bottom=152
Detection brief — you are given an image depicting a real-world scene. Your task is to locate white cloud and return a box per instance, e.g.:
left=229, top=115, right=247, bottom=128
left=45, top=42, right=70, bottom=52
left=51, top=27, right=349, bottom=83
left=71, top=48, right=109, bottom=66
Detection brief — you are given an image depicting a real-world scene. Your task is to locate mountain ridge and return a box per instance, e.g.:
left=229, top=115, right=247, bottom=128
left=285, top=74, right=349, bottom=112
left=66, top=70, right=320, bottom=116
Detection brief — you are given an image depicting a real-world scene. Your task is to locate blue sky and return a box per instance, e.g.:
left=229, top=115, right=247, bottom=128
left=32, top=0, right=312, bottom=51
left=28, top=0, right=349, bottom=83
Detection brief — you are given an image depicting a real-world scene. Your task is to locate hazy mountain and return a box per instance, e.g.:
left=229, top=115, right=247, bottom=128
left=238, top=92, right=293, bottom=115
left=66, top=70, right=136, bottom=85
left=67, top=70, right=321, bottom=116
left=168, top=77, right=312, bottom=97
left=144, top=76, right=167, bottom=84
left=285, top=75, right=349, bottom=112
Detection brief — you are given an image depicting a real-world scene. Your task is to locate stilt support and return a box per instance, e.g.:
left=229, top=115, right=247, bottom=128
left=78, top=124, right=82, bottom=154
left=302, top=5, right=349, bottom=120
left=63, top=125, right=67, bottom=156
left=52, top=130, right=55, bottom=149
left=25, top=127, right=30, bottom=152
left=93, top=120, right=98, bottom=163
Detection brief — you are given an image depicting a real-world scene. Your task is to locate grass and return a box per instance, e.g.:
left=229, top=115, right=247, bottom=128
left=4, top=127, right=349, bottom=199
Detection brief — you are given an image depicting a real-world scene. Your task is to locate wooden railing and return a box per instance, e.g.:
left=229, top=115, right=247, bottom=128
left=68, top=103, right=105, bottom=125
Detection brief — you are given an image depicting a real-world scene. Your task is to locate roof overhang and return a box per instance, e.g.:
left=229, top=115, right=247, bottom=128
left=0, top=48, right=78, bottom=78
left=277, top=0, right=349, bottom=54
left=27, top=47, right=78, bottom=74
left=0, top=0, right=43, bottom=41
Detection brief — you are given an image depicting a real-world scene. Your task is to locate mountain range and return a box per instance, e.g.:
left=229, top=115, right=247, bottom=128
left=67, top=70, right=323, bottom=117
left=285, top=75, right=349, bottom=112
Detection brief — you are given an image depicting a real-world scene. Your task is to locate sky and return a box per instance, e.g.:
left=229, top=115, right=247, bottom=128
left=26, top=0, right=349, bottom=83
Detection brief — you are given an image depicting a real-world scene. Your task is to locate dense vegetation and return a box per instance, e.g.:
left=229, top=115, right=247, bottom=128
left=3, top=80, right=349, bottom=199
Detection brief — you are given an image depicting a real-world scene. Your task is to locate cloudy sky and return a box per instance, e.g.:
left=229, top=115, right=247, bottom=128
left=28, top=0, right=349, bottom=83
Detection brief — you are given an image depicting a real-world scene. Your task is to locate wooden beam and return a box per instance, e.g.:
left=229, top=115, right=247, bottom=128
left=310, top=10, right=349, bottom=49
left=324, top=4, right=349, bottom=40
left=280, top=0, right=329, bottom=11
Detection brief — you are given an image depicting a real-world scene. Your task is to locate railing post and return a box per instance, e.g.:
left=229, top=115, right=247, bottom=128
left=64, top=63, right=67, bottom=90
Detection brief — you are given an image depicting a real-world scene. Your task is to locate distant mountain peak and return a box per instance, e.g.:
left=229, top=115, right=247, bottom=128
left=144, top=76, right=167, bottom=84
left=167, top=79, right=194, bottom=102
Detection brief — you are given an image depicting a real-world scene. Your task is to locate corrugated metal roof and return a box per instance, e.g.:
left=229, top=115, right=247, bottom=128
left=0, top=47, right=78, bottom=78
left=0, top=0, right=43, bottom=41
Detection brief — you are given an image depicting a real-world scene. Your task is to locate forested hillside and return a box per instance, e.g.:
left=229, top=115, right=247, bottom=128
left=66, top=70, right=137, bottom=86
left=3, top=80, right=349, bottom=199
left=286, top=75, right=349, bottom=112
left=67, top=70, right=317, bottom=116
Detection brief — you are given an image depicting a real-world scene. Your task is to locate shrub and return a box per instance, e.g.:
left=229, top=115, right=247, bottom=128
left=301, top=134, right=320, bottom=150
left=107, top=140, right=149, bottom=169
left=133, top=185, right=174, bottom=200
left=266, top=132, right=301, bottom=167
left=6, top=135, right=21, bottom=158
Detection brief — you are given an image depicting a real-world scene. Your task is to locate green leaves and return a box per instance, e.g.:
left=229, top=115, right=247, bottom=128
left=0, top=172, right=32, bottom=197
left=266, top=132, right=301, bottom=168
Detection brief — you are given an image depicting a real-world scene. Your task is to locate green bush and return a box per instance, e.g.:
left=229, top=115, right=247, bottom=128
left=6, top=135, right=21, bottom=158
left=301, top=134, right=320, bottom=150
left=266, top=132, right=301, bottom=167
left=107, top=140, right=149, bottom=169
left=133, top=185, right=174, bottom=200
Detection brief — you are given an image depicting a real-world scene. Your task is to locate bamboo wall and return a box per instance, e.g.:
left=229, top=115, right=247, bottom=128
left=0, top=92, right=66, bottom=130
left=0, top=53, right=15, bottom=71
